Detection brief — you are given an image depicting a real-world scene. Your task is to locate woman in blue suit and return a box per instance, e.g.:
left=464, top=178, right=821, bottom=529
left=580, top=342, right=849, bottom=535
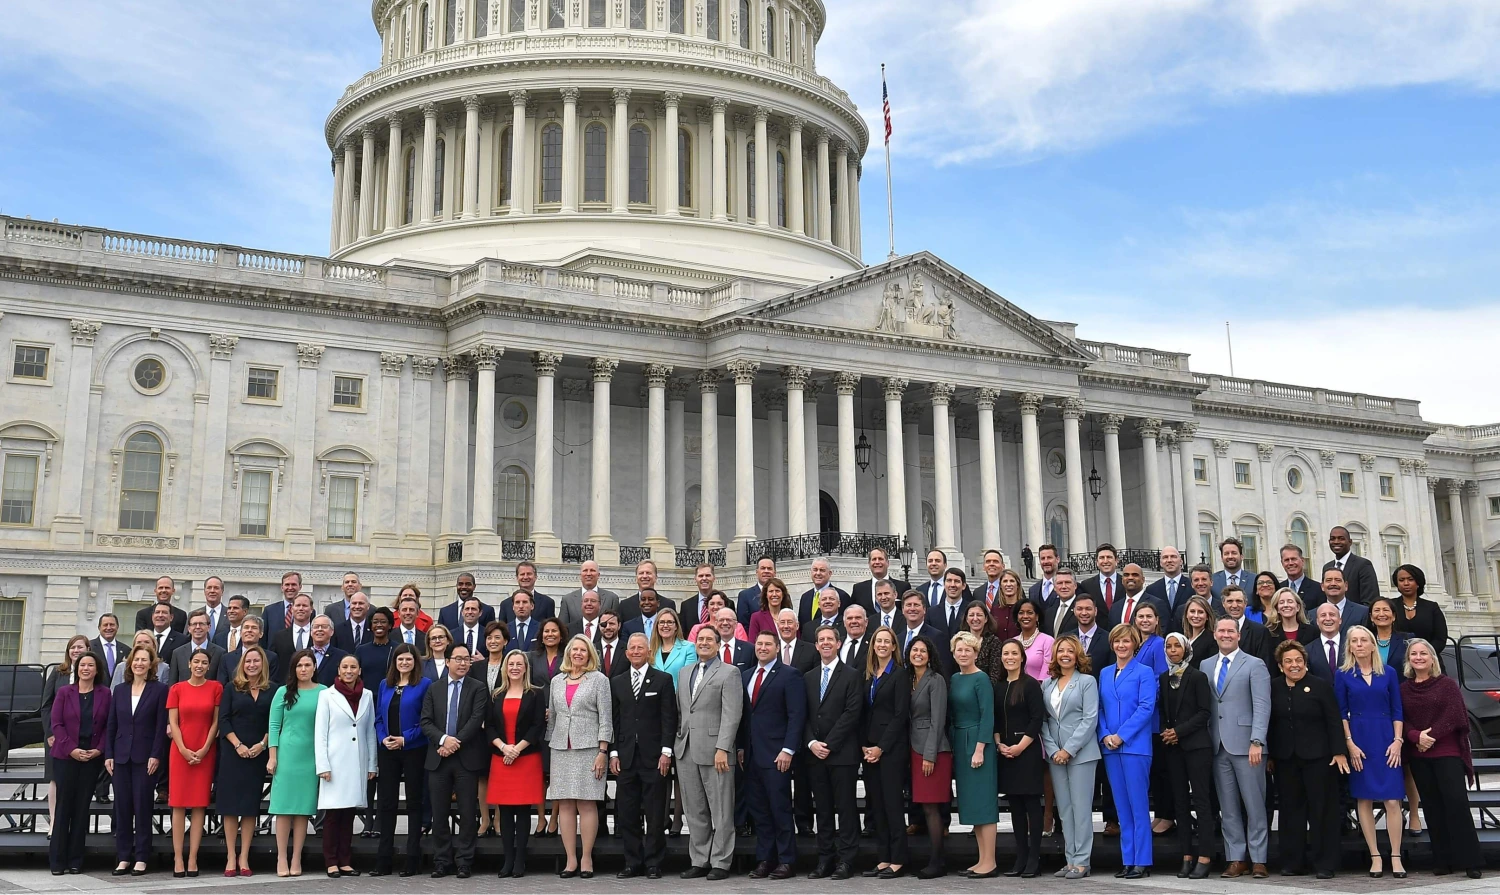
left=1098, top=624, right=1157, bottom=879
left=372, top=644, right=430, bottom=877
left=104, top=643, right=170, bottom=876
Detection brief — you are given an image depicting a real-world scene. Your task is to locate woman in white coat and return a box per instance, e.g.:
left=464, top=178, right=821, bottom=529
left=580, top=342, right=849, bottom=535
left=314, top=655, right=376, bottom=879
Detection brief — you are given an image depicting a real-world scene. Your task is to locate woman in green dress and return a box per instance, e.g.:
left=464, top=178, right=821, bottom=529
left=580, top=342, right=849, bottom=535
left=266, top=650, right=323, bottom=878
left=948, top=631, right=1000, bottom=878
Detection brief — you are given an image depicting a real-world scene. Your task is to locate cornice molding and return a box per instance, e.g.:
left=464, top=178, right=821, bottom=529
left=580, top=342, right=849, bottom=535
left=1191, top=397, right=1438, bottom=440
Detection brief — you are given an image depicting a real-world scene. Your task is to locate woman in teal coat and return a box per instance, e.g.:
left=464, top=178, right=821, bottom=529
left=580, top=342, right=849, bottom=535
left=266, top=651, right=323, bottom=877
left=948, top=631, right=999, bottom=878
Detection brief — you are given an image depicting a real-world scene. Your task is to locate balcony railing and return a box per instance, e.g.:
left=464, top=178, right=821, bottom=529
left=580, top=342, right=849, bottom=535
left=502, top=540, right=536, bottom=562
left=619, top=545, right=652, bottom=567
left=1063, top=549, right=1162, bottom=574
left=747, top=532, right=904, bottom=563
left=561, top=543, right=596, bottom=564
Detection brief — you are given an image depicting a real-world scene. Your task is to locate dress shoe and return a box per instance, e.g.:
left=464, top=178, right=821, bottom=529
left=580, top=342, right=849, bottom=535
left=915, top=865, right=946, bottom=879
left=130, top=866, right=148, bottom=876
left=618, top=866, right=642, bottom=879
left=1114, top=866, right=1129, bottom=878
left=1103, top=822, right=1120, bottom=836
left=647, top=866, right=662, bottom=879
left=1022, top=860, right=1040, bottom=879
left=341, top=868, right=360, bottom=877
left=862, top=867, right=884, bottom=877
left=558, top=868, right=578, bottom=879
left=1466, top=869, right=1483, bottom=879
left=1221, top=860, right=1247, bottom=878
left=681, top=866, right=711, bottom=879
left=1252, top=863, right=1268, bottom=878
left=456, top=867, right=471, bottom=879
left=431, top=868, right=450, bottom=879
left=831, top=863, right=853, bottom=880
left=1123, top=866, right=1149, bottom=879
left=1188, top=861, right=1212, bottom=880
left=706, top=868, right=731, bottom=880
left=877, top=866, right=906, bottom=879
left=1064, top=867, right=1090, bottom=879
left=748, top=860, right=774, bottom=879
left=1178, top=860, right=1194, bottom=878
left=399, top=869, right=416, bottom=877
left=367, top=869, right=388, bottom=877
left=1054, top=866, right=1071, bottom=878
left=1281, top=867, right=1304, bottom=876
left=967, top=867, right=1001, bottom=879
left=112, top=866, right=131, bottom=877
left=767, top=864, right=793, bottom=879
left=1316, top=871, right=1335, bottom=879
left=580, top=870, right=594, bottom=879
left=809, top=863, right=833, bottom=879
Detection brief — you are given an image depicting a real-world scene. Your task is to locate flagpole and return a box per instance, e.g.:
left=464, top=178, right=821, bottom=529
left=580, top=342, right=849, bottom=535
left=883, top=64, right=896, bottom=260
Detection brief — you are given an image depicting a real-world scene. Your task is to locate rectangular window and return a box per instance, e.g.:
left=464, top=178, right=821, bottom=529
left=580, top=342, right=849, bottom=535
left=0, top=455, right=38, bottom=526
left=239, top=470, right=271, bottom=537
left=1192, top=457, right=1208, bottom=483
left=1379, top=474, right=1395, bottom=498
left=588, top=0, right=605, bottom=26
left=328, top=475, right=359, bottom=540
left=332, top=375, right=364, bottom=409
left=1385, top=542, right=1402, bottom=572
left=246, top=366, right=279, bottom=401
left=1198, top=531, right=1213, bottom=569
left=548, top=0, right=565, bottom=28
left=1233, top=460, right=1252, bottom=487
left=11, top=345, right=49, bottom=380
left=509, top=0, right=525, bottom=31
left=669, top=0, right=684, bottom=33
left=629, top=0, right=646, bottom=28
left=0, top=598, right=22, bottom=663
left=1237, top=533, right=1260, bottom=574
left=1339, top=470, right=1356, bottom=495
left=1489, top=495, right=1500, bottom=517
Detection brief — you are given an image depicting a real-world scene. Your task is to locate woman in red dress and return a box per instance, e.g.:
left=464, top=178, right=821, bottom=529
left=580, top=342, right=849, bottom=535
left=167, top=648, right=223, bottom=877
left=486, top=651, right=546, bottom=878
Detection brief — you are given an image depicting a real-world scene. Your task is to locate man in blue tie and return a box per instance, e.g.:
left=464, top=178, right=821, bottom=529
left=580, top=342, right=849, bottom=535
left=1203, top=618, right=1270, bottom=879
left=921, top=550, right=947, bottom=607
left=507, top=590, right=538, bottom=653
left=803, top=626, right=862, bottom=879
left=90, top=613, right=122, bottom=683
left=1143, top=546, right=1188, bottom=628
left=1212, top=537, right=1248, bottom=598
left=420, top=645, right=487, bottom=879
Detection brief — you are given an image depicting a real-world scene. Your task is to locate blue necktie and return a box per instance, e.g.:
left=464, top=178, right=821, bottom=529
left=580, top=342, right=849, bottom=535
left=446, top=681, right=461, bottom=737
left=517, top=621, right=527, bottom=646
left=1167, top=578, right=1177, bottom=607
left=820, top=665, right=831, bottom=700
left=1216, top=657, right=1230, bottom=695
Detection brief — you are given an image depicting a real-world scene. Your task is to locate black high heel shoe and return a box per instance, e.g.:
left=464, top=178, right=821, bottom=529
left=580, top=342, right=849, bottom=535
left=1369, top=854, right=1384, bottom=878
left=1178, top=859, right=1194, bottom=878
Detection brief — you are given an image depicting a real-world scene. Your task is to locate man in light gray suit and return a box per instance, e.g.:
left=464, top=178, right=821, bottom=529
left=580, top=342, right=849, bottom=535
left=557, top=560, right=621, bottom=631
left=1202, top=617, right=1271, bottom=879
left=675, top=625, right=743, bottom=881
left=169, top=608, right=227, bottom=683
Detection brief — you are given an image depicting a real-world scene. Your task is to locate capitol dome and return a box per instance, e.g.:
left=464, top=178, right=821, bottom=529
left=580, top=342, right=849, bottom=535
left=324, top=0, right=868, bottom=285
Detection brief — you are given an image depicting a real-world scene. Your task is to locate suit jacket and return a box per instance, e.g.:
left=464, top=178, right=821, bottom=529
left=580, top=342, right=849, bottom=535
left=389, top=626, right=427, bottom=656
left=1097, top=658, right=1156, bottom=755
left=557, top=588, right=621, bottom=631
left=1157, top=666, right=1213, bottom=752
left=1231, top=616, right=1274, bottom=668
left=674, top=659, right=744, bottom=765
left=1324, top=554, right=1380, bottom=605
left=867, top=605, right=904, bottom=634
left=915, top=578, right=948, bottom=608
left=1144, top=575, right=1190, bottom=622
left=861, top=665, right=910, bottom=754
left=726, top=639, right=757, bottom=672
left=419, top=673, right=490, bottom=772
left=332, top=618, right=374, bottom=653
left=799, top=614, right=846, bottom=644
left=438, top=600, right=496, bottom=633
left=679, top=593, right=732, bottom=629
left=837, top=632, right=870, bottom=671
left=773, top=638, right=819, bottom=674
left=1039, top=595, right=1079, bottom=637
left=269, top=627, right=316, bottom=673
left=527, top=650, right=564, bottom=688
left=1073, top=627, right=1113, bottom=679
left=1027, top=576, right=1058, bottom=607
left=302, top=646, right=349, bottom=687
left=169, top=641, right=226, bottom=684
left=1306, top=633, right=1348, bottom=683
left=354, top=642, right=394, bottom=691
left=202, top=606, right=231, bottom=649
left=1210, top=570, right=1254, bottom=600
left=737, top=660, right=806, bottom=767
left=506, top=616, right=541, bottom=653
left=908, top=667, right=950, bottom=760
left=1281, top=577, right=1326, bottom=612
left=929, top=598, right=973, bottom=642
left=260, top=600, right=293, bottom=635
left=147, top=629, right=189, bottom=663
left=217, top=646, right=280, bottom=686
left=797, top=585, right=851, bottom=629
left=610, top=665, right=678, bottom=768
left=497, top=591, right=556, bottom=624
left=375, top=677, right=432, bottom=750
left=849, top=577, right=908, bottom=614
left=450, top=623, right=490, bottom=660
left=594, top=638, right=632, bottom=678
left=1268, top=672, right=1346, bottom=762
left=1040, top=673, right=1101, bottom=763
left=104, top=679, right=169, bottom=765
left=898, top=623, right=954, bottom=676
left=803, top=660, right=862, bottom=765
left=546, top=671, right=613, bottom=751
left=616, top=592, right=676, bottom=624
left=1108, top=592, right=1168, bottom=629
left=735, top=585, right=764, bottom=626
left=1332, top=599, right=1370, bottom=630
left=134, top=602, right=186, bottom=634
left=89, top=637, right=126, bottom=683
left=1079, top=572, right=1124, bottom=612
left=323, top=599, right=353, bottom=627
left=1200, top=650, right=1270, bottom=755
left=49, top=683, right=112, bottom=759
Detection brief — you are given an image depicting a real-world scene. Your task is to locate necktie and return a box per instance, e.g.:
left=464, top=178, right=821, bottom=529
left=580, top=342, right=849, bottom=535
left=467, top=629, right=476, bottom=654
left=104, top=642, right=115, bottom=676
left=882, top=613, right=892, bottom=629
left=1216, top=657, right=1230, bottom=695
left=692, top=663, right=704, bottom=698
left=446, top=682, right=461, bottom=736
left=296, top=629, right=306, bottom=651
left=820, top=665, right=830, bottom=700
left=722, top=644, right=732, bottom=664
left=988, top=582, right=997, bottom=607
left=603, top=643, right=613, bottom=671
left=784, top=643, right=794, bottom=665
left=699, top=599, right=710, bottom=625
left=284, top=605, right=292, bottom=628
left=405, top=629, right=414, bottom=645
left=632, top=670, right=642, bottom=697
left=353, top=623, right=362, bottom=644
left=751, top=667, right=765, bottom=704
left=1043, top=579, right=1052, bottom=602
left=948, top=604, right=957, bottom=629
left=930, top=582, right=941, bottom=605
left=1080, top=631, right=1089, bottom=652
left=1167, top=578, right=1177, bottom=606
left=157, top=632, right=166, bottom=653
left=206, top=607, right=216, bottom=638
left=228, top=627, right=239, bottom=652
left=1327, top=639, right=1336, bottom=670
left=586, top=621, right=594, bottom=640
left=517, top=621, right=527, bottom=645
left=1123, top=596, right=1135, bottom=624
left=1104, top=577, right=1114, bottom=610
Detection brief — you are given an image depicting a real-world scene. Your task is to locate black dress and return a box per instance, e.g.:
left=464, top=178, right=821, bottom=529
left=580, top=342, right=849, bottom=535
left=994, top=674, right=1046, bottom=796
left=216, top=686, right=274, bottom=817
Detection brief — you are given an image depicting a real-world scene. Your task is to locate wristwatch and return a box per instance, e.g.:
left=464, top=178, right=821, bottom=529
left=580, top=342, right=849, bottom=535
left=1249, top=739, right=1264, bottom=748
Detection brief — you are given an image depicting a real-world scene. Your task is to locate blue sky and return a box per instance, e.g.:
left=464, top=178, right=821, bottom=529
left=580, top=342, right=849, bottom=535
left=2, top=0, right=1497, bottom=423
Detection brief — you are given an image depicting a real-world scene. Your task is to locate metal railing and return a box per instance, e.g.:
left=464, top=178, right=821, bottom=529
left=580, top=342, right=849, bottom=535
left=747, top=532, right=904, bottom=563
left=619, top=546, right=652, bottom=567
left=561, top=543, right=595, bottom=564
left=1063, top=549, right=1163, bottom=573
left=501, top=540, right=536, bottom=562
left=675, top=547, right=706, bottom=568
left=445, top=541, right=463, bottom=563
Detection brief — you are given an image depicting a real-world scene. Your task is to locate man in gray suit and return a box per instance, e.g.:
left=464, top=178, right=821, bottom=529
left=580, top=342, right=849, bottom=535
left=169, top=608, right=227, bottom=683
left=1202, top=617, right=1271, bottom=879
left=557, top=560, right=621, bottom=631
left=675, top=625, right=743, bottom=881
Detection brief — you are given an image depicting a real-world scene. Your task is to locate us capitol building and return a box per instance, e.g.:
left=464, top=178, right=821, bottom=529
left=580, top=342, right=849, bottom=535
left=0, top=0, right=1496, bottom=662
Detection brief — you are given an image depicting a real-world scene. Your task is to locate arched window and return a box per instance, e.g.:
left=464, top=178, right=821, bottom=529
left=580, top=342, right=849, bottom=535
left=433, top=137, right=446, bottom=216
left=119, top=431, right=162, bottom=531
left=508, top=0, right=525, bottom=31
left=445, top=0, right=458, bottom=44
left=547, top=0, right=564, bottom=28
left=739, top=0, right=751, bottom=48
left=584, top=123, right=608, bottom=203
left=630, top=0, right=646, bottom=28
left=765, top=6, right=776, bottom=55
left=775, top=150, right=786, bottom=226
left=496, top=465, right=530, bottom=540
left=588, top=0, right=605, bottom=26
left=418, top=3, right=430, bottom=52
left=402, top=147, right=416, bottom=223
left=498, top=127, right=513, bottom=205
left=706, top=0, right=720, bottom=40
left=540, top=123, right=562, bottom=203
left=670, top=0, right=685, bottom=33
left=678, top=129, right=693, bottom=207
left=628, top=124, right=651, bottom=204
left=746, top=139, right=756, bottom=219
left=1288, top=516, right=1311, bottom=560
left=473, top=0, right=487, bottom=37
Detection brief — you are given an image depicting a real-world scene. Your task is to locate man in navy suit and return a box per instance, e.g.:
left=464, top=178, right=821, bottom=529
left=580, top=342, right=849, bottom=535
left=504, top=590, right=542, bottom=653
left=1319, top=567, right=1369, bottom=630
left=305, top=616, right=350, bottom=686
left=199, top=576, right=231, bottom=649
left=332, top=591, right=374, bottom=653
left=737, top=557, right=778, bottom=626
left=848, top=546, right=908, bottom=614
left=496, top=562, right=556, bottom=623
left=260, top=571, right=303, bottom=635
left=618, top=560, right=677, bottom=623
left=1109, top=564, right=1166, bottom=629
left=1212, top=538, right=1252, bottom=599
left=682, top=565, right=731, bottom=630
left=134, top=576, right=187, bottom=634
left=323, top=571, right=365, bottom=627
left=797, top=559, right=850, bottom=628
left=1305, top=604, right=1348, bottom=683
left=1027, top=544, right=1061, bottom=605
left=897, top=592, right=952, bottom=675
left=930, top=568, right=972, bottom=641
left=1279, top=544, right=1325, bottom=612
left=594, top=610, right=639, bottom=677
left=438, top=573, right=495, bottom=632
left=1322, top=527, right=1380, bottom=606
left=219, top=616, right=279, bottom=684
left=1143, top=546, right=1190, bottom=626
left=1040, top=567, right=1081, bottom=637
left=737, top=631, right=806, bottom=880
left=1078, top=544, right=1123, bottom=616
left=711, top=608, right=756, bottom=670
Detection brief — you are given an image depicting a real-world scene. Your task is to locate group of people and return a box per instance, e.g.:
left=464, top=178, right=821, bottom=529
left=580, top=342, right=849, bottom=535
left=39, top=532, right=1483, bottom=880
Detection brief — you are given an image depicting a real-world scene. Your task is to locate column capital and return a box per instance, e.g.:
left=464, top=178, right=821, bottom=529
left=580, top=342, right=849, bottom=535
left=70, top=320, right=102, bottom=346
left=662, top=90, right=683, bottom=108
left=644, top=363, right=674, bottom=387
left=509, top=89, right=530, bottom=106
left=1061, top=397, right=1086, bottom=421
left=472, top=344, right=504, bottom=370
left=1097, top=410, right=1123, bottom=431
left=761, top=389, right=786, bottom=412
left=590, top=356, right=620, bottom=382
left=531, top=351, right=563, bottom=376
left=385, top=113, right=404, bottom=130
left=462, top=94, right=482, bottom=112
left=342, top=134, right=361, bottom=152
left=726, top=360, right=760, bottom=384
left=697, top=369, right=721, bottom=393
left=1428, top=477, right=1441, bottom=493
left=1136, top=417, right=1162, bottom=439
left=753, top=105, right=771, bottom=123
left=443, top=354, right=474, bottom=380
left=1176, top=419, right=1198, bottom=439
left=732, top=112, right=750, bottom=130
left=881, top=377, right=907, bottom=400
left=361, top=122, right=381, bottom=140
left=379, top=352, right=409, bottom=376
left=421, top=101, right=440, bottom=120
left=667, top=377, right=692, bottom=401
left=1446, top=479, right=1467, bottom=496
left=1213, top=438, right=1231, bottom=458
left=788, top=115, right=807, bottom=133
left=711, top=97, right=730, bottom=114
left=1257, top=442, right=1275, bottom=461
left=1359, top=453, right=1377, bottom=471
left=1320, top=449, right=1336, bottom=468
left=612, top=88, right=632, bottom=105
left=928, top=382, right=956, bottom=405
left=411, top=355, right=440, bottom=379
left=1414, top=458, right=1430, bottom=477
left=561, top=87, right=581, bottom=103
left=1399, top=458, right=1417, bottom=476
left=814, top=128, right=830, bottom=146
left=832, top=371, right=859, bottom=395
left=1017, top=391, right=1044, bottom=415
left=296, top=343, right=325, bottom=369
left=1159, top=428, right=1178, bottom=447
left=781, top=365, right=811, bottom=390
left=833, top=139, right=850, bottom=155
left=975, top=387, right=999, bottom=409
left=207, top=334, right=238, bottom=360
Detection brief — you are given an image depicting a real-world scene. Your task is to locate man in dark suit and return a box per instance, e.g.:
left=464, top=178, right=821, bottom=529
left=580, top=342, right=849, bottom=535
left=737, top=557, right=778, bottom=627
left=1070, top=594, right=1113, bottom=678
left=1319, top=567, right=1369, bottom=630
left=218, top=616, right=278, bottom=684
left=800, top=586, right=846, bottom=643
left=145, top=602, right=188, bottom=664
left=1144, top=546, right=1190, bottom=627
left=867, top=580, right=903, bottom=633
left=437, top=573, right=495, bottom=632
left=259, top=571, right=303, bottom=635
left=420, top=645, right=488, bottom=879
left=1040, top=567, right=1082, bottom=637
left=1027, top=544, right=1061, bottom=605
left=1211, top=537, right=1253, bottom=599
left=837, top=605, right=870, bottom=671
left=305, top=616, right=350, bottom=687
left=1220, top=586, right=1273, bottom=668
left=1174, top=565, right=1226, bottom=628
left=497, top=561, right=556, bottom=624
left=930, top=569, right=972, bottom=641
left=1279, top=544, right=1325, bottom=612
left=321, top=571, right=360, bottom=628
left=332, top=592, right=374, bottom=653
left=1078, top=544, right=1123, bottom=616
left=711, top=609, right=756, bottom=670
left=897, top=592, right=953, bottom=675
left=451, top=597, right=490, bottom=660
left=503, top=590, right=541, bottom=653
left=970, top=549, right=1009, bottom=612
left=169, top=609, right=227, bottom=683
left=90, top=613, right=124, bottom=684
left=610, top=633, right=678, bottom=879
left=1109, top=564, right=1166, bottom=629
left=595, top=611, right=634, bottom=678
left=632, top=588, right=671, bottom=647
left=848, top=546, right=908, bottom=614
left=771, top=610, right=818, bottom=674
left=1306, top=604, right=1348, bottom=683
left=618, top=560, right=677, bottom=624
left=269, top=593, right=317, bottom=679
left=134, top=576, right=187, bottom=633
left=798, top=559, right=850, bottom=628
left=737, top=631, right=807, bottom=880
left=803, top=626, right=862, bottom=880
left=199, top=576, right=230, bottom=649
left=392, top=594, right=427, bottom=653
left=915, top=549, right=949, bottom=608
left=1323, top=527, right=1380, bottom=605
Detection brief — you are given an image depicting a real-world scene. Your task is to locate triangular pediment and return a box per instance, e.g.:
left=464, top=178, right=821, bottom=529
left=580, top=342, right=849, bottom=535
left=737, top=253, right=1093, bottom=362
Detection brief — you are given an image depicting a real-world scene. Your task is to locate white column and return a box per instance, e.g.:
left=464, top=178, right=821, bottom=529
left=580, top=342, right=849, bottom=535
left=882, top=378, right=908, bottom=539
left=815, top=131, right=831, bottom=242
left=787, top=117, right=805, bottom=234
left=530, top=352, right=562, bottom=558
left=462, top=95, right=482, bottom=219
left=1164, top=429, right=1186, bottom=552
left=419, top=102, right=439, bottom=223
left=783, top=367, right=808, bottom=535
left=509, top=90, right=530, bottom=213
left=1061, top=398, right=1088, bottom=556
left=1426, top=476, right=1445, bottom=589
left=371, top=352, right=406, bottom=546
left=698, top=371, right=722, bottom=548
left=561, top=87, right=580, bottom=213
left=384, top=115, right=404, bottom=230
left=644, top=363, right=673, bottom=554
left=329, top=153, right=344, bottom=251
left=405, top=357, right=438, bottom=549
left=439, top=354, right=472, bottom=537
left=766, top=392, right=787, bottom=538
left=1101, top=413, right=1127, bottom=548
left=340, top=138, right=359, bottom=246
left=753, top=107, right=771, bottom=228
left=359, top=125, right=378, bottom=238
left=930, top=383, right=957, bottom=557
left=834, top=141, right=850, bottom=250
left=1138, top=418, right=1164, bottom=550
left=667, top=378, right=688, bottom=546
left=469, top=345, right=503, bottom=556
left=1448, top=480, right=1474, bottom=596
left=611, top=88, right=631, bottom=213
left=976, top=388, right=1000, bottom=551
left=903, top=406, right=923, bottom=552
left=48, top=321, right=98, bottom=538
left=729, top=360, right=760, bottom=547
left=1467, top=482, right=1489, bottom=594
left=711, top=98, right=728, bottom=221
left=188, top=334, right=234, bottom=553
left=663, top=92, right=682, bottom=215
left=834, top=372, right=858, bottom=532
left=589, top=357, right=619, bottom=546
left=1177, top=421, right=1200, bottom=562
left=803, top=382, right=820, bottom=535
left=1019, top=392, right=1045, bottom=553
left=849, top=158, right=862, bottom=258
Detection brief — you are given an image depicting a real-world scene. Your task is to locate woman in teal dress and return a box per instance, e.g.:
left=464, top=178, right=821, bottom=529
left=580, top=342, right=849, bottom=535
left=948, top=631, right=1000, bottom=878
left=647, top=608, right=694, bottom=836
left=266, top=650, right=323, bottom=878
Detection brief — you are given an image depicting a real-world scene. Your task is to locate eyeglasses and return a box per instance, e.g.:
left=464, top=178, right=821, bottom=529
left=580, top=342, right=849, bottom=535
left=449, top=656, right=473, bottom=663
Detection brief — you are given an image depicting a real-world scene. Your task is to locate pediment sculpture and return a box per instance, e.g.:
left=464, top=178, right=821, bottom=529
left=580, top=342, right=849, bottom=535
left=874, top=272, right=958, bottom=341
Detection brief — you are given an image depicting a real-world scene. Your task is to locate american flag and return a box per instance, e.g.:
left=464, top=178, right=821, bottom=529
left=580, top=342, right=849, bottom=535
left=882, top=68, right=892, bottom=145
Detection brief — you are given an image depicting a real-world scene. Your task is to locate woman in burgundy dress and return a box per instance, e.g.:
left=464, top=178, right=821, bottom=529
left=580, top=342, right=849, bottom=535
left=167, top=649, right=223, bottom=877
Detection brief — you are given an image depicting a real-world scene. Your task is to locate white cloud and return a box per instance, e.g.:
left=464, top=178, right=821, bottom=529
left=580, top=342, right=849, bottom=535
left=819, top=0, right=1500, bottom=162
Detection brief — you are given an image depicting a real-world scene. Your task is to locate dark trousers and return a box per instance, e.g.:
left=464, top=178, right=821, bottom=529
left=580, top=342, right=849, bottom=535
left=808, top=760, right=859, bottom=866
left=863, top=753, right=909, bottom=866
left=1009, top=793, right=1043, bottom=871
left=616, top=760, right=669, bottom=869
left=376, top=748, right=425, bottom=873
left=1275, top=755, right=1341, bottom=873
left=321, top=807, right=355, bottom=869
left=427, top=760, right=479, bottom=871
left=51, top=757, right=102, bottom=872
left=1410, top=756, right=1481, bottom=872
left=1164, top=744, right=1213, bottom=859
left=792, top=752, right=814, bottom=827
left=112, top=760, right=156, bottom=863
left=499, top=806, right=531, bottom=872
left=745, top=761, right=796, bottom=864
left=1151, top=736, right=1174, bottom=820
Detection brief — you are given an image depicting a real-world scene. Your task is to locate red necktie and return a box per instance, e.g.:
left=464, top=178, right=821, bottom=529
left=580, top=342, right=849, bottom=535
left=1123, top=596, right=1135, bottom=623
left=700, top=599, right=710, bottom=624
left=603, top=643, right=613, bottom=671
left=751, top=667, right=765, bottom=705
left=987, top=582, right=997, bottom=608
left=1104, top=577, right=1114, bottom=610
left=586, top=621, right=594, bottom=640
left=723, top=645, right=732, bottom=664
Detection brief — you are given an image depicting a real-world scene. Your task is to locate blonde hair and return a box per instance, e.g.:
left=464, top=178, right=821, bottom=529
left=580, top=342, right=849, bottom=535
left=1402, top=638, right=1442, bottom=679
left=1340, top=625, right=1387, bottom=675
left=1272, top=587, right=1308, bottom=626
left=559, top=634, right=601, bottom=675
left=949, top=630, right=983, bottom=660
left=425, top=624, right=452, bottom=660
left=232, top=645, right=271, bottom=692
left=497, top=650, right=536, bottom=697
left=1108, top=623, right=1141, bottom=651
